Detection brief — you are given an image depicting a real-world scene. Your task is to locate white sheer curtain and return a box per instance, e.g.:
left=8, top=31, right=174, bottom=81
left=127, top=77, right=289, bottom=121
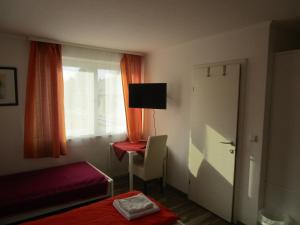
left=62, top=46, right=126, bottom=138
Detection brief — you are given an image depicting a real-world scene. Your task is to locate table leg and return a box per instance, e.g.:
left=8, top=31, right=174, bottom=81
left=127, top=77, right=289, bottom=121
left=109, top=143, right=112, bottom=175
left=128, top=151, right=133, bottom=191
left=163, top=147, right=168, bottom=187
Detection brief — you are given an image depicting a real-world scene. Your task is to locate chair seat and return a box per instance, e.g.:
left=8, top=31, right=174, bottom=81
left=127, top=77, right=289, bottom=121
left=132, top=155, right=146, bottom=180
left=133, top=155, right=144, bottom=165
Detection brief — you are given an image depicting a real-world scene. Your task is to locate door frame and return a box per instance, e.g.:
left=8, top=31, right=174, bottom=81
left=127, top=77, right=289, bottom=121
left=188, top=58, right=248, bottom=223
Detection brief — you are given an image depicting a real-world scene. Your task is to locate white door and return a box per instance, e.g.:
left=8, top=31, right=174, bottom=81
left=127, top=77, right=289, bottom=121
left=188, top=63, right=240, bottom=222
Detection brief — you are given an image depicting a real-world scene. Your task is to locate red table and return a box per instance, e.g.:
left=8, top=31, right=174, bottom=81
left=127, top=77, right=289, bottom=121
left=112, top=140, right=147, bottom=161
left=110, top=140, right=147, bottom=190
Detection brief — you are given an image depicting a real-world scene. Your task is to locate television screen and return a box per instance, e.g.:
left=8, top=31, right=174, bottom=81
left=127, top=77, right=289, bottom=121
left=129, top=83, right=167, bottom=109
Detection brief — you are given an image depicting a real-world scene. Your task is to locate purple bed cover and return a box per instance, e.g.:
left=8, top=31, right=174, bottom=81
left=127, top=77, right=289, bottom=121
left=0, top=161, right=108, bottom=217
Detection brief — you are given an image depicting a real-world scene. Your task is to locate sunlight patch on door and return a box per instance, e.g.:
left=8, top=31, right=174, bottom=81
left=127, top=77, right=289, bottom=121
left=205, top=125, right=234, bottom=185
left=188, top=134, right=204, bottom=177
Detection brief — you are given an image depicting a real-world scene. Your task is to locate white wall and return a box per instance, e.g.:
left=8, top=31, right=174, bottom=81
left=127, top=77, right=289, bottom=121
left=144, top=22, right=271, bottom=224
left=0, top=34, right=127, bottom=177
left=264, top=50, right=300, bottom=225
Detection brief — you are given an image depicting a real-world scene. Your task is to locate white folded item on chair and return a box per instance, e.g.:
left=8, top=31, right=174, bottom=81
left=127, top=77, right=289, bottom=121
left=118, top=193, right=154, bottom=213
left=113, top=195, right=160, bottom=220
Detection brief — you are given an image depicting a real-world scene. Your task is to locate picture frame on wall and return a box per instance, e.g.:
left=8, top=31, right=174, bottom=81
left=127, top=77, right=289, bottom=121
left=0, top=67, right=18, bottom=106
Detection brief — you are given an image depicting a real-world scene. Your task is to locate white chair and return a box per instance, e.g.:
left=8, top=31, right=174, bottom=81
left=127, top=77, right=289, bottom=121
left=132, top=135, right=168, bottom=193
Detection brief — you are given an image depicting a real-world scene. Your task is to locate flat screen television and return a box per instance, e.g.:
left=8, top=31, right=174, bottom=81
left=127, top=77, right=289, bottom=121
left=129, top=83, right=167, bottom=109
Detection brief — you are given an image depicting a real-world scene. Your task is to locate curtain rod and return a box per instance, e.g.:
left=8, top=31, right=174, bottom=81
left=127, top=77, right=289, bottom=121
left=28, top=36, right=145, bottom=56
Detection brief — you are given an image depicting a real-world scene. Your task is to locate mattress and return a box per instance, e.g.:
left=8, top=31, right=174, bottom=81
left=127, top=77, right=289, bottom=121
left=21, top=191, right=179, bottom=225
left=0, top=161, right=108, bottom=217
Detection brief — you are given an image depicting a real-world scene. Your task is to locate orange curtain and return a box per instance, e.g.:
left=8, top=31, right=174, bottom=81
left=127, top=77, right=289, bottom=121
left=121, top=54, right=143, bottom=143
left=24, top=41, right=67, bottom=158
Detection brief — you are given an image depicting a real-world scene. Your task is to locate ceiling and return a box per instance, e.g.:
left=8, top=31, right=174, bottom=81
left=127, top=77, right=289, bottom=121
left=0, top=0, right=299, bottom=53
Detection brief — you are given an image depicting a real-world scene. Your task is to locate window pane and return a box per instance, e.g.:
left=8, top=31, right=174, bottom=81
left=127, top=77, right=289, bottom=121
left=63, top=66, right=94, bottom=137
left=62, top=56, right=126, bottom=138
left=95, top=69, right=126, bottom=135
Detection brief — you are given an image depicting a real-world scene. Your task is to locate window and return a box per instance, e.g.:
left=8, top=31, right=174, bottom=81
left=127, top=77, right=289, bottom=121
left=62, top=46, right=126, bottom=138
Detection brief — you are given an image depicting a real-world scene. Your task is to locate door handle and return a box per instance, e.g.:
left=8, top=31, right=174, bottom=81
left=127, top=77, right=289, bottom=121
left=220, top=141, right=235, bottom=146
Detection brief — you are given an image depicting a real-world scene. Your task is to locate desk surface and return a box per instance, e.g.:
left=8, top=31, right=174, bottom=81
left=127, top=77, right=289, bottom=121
left=112, top=141, right=147, bottom=161
left=112, top=140, right=147, bottom=151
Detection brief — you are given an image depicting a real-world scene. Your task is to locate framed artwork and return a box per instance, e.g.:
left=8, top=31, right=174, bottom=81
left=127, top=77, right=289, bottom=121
left=0, top=67, right=18, bottom=106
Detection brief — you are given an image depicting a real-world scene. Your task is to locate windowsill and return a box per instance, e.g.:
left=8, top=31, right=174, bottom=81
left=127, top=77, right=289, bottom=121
left=66, top=133, right=127, bottom=142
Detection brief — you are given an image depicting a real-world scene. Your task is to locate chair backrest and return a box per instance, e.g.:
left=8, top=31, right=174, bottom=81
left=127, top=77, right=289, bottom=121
left=144, top=135, right=168, bottom=179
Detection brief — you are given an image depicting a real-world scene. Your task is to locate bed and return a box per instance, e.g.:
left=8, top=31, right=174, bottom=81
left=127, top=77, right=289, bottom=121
left=20, top=191, right=184, bottom=225
left=0, top=161, right=113, bottom=225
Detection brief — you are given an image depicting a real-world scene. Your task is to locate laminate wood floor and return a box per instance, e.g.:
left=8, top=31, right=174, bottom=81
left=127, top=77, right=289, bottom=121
left=114, top=175, right=231, bottom=225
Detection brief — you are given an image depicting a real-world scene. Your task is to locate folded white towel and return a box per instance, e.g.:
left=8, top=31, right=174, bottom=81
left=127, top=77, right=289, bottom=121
left=113, top=200, right=160, bottom=220
left=118, top=193, right=154, bottom=214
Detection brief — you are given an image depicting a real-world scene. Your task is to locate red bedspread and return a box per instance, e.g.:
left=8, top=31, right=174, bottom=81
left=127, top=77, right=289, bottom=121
left=0, top=161, right=108, bottom=217
left=21, top=191, right=179, bottom=225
